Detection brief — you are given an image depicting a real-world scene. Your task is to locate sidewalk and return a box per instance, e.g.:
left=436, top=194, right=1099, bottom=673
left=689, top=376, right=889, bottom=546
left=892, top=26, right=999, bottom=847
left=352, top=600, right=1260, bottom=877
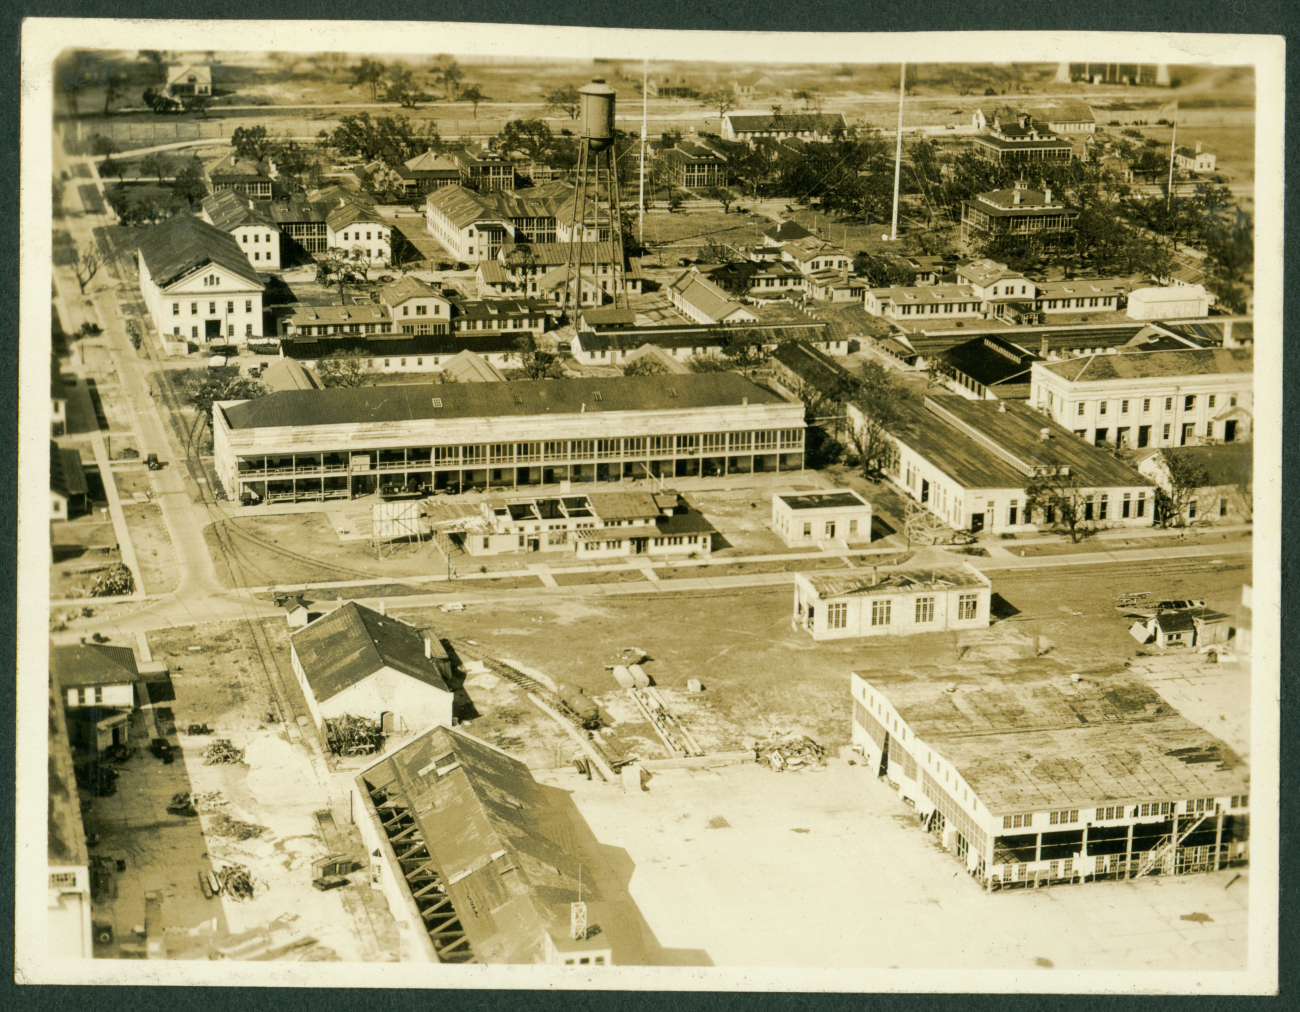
left=88, top=432, right=146, bottom=599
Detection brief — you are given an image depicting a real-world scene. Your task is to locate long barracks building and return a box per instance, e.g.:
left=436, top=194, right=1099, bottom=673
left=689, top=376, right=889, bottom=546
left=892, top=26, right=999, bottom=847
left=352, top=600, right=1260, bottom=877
left=213, top=373, right=806, bottom=503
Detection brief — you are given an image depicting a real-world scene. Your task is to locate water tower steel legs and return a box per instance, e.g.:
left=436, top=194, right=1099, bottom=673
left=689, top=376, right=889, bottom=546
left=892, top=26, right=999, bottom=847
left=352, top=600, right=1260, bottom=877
left=564, top=139, right=628, bottom=313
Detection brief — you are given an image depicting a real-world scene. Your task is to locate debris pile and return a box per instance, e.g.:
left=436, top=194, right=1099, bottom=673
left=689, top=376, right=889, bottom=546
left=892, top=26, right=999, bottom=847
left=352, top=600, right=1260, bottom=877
left=324, top=714, right=384, bottom=756
left=166, top=792, right=198, bottom=817
left=203, top=739, right=245, bottom=765
left=208, top=814, right=267, bottom=840
left=191, top=791, right=227, bottom=812
left=75, top=763, right=119, bottom=796
left=754, top=736, right=827, bottom=772
left=216, top=863, right=255, bottom=901
left=89, top=563, right=135, bottom=597
left=187, top=724, right=213, bottom=736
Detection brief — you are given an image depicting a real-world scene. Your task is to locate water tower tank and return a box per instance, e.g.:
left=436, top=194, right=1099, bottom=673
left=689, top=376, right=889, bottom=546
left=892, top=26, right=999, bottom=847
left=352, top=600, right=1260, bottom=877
left=579, top=79, right=616, bottom=151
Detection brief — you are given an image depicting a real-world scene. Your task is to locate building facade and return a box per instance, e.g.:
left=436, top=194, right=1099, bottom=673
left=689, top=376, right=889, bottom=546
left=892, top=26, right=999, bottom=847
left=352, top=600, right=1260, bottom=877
left=772, top=490, right=873, bottom=547
left=960, top=183, right=1079, bottom=248
left=201, top=191, right=284, bottom=270
left=722, top=112, right=848, bottom=143
left=214, top=374, right=806, bottom=503
left=795, top=564, right=991, bottom=640
left=1031, top=348, right=1254, bottom=448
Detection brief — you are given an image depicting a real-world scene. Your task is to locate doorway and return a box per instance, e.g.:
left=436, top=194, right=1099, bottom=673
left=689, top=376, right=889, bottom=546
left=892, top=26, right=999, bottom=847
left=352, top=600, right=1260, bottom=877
left=527, top=538, right=540, bottom=552
left=1224, top=420, right=1237, bottom=442
left=920, top=479, right=929, bottom=504
left=970, top=513, right=985, bottom=533
left=1138, top=425, right=1151, bottom=447
left=205, top=318, right=221, bottom=341
left=631, top=538, right=647, bottom=555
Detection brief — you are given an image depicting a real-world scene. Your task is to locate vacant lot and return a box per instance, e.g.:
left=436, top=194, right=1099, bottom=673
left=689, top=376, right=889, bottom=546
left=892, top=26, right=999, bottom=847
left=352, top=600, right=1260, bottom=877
left=640, top=209, right=778, bottom=264
left=1017, top=529, right=1251, bottom=558
left=122, top=503, right=178, bottom=595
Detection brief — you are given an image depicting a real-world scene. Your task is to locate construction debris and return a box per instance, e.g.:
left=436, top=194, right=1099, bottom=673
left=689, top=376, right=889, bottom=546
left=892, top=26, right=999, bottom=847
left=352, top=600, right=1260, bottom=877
left=207, top=814, right=267, bottom=841
left=89, top=563, right=135, bottom=597
left=191, top=791, right=227, bottom=812
left=755, top=736, right=827, bottom=772
left=166, top=793, right=198, bottom=817
left=203, top=739, right=245, bottom=765
left=216, top=863, right=255, bottom=901
left=324, top=714, right=384, bottom=756
left=187, top=724, right=213, bottom=735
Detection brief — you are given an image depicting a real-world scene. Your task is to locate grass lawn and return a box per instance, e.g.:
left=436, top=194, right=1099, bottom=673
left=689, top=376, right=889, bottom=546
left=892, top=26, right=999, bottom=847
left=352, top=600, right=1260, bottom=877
left=121, top=503, right=178, bottom=595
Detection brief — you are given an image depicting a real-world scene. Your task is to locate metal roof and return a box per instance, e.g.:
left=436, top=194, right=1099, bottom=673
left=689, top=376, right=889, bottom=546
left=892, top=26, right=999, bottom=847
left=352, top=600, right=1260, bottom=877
left=291, top=602, right=450, bottom=704
left=49, top=642, right=140, bottom=687
left=223, top=372, right=784, bottom=430
left=1041, top=347, right=1253, bottom=383
left=201, top=190, right=282, bottom=232
left=866, top=664, right=1249, bottom=813
left=135, top=214, right=264, bottom=291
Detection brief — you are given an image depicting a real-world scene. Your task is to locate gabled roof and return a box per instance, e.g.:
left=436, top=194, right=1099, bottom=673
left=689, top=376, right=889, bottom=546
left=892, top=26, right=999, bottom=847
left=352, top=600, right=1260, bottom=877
left=940, top=334, right=1040, bottom=389
left=291, top=602, right=450, bottom=703
left=205, top=151, right=273, bottom=182
left=1148, top=443, right=1252, bottom=488
left=806, top=564, right=987, bottom=599
left=622, top=343, right=691, bottom=374
left=580, top=307, right=637, bottom=328
left=50, top=642, right=140, bottom=687
left=762, top=220, right=813, bottom=244
left=668, top=270, right=754, bottom=322
left=1040, top=347, right=1253, bottom=384
left=427, top=184, right=572, bottom=229
left=327, top=201, right=388, bottom=231
left=440, top=349, right=508, bottom=383
left=167, top=64, right=212, bottom=87
left=50, top=444, right=87, bottom=499
left=770, top=340, right=855, bottom=397
left=135, top=214, right=264, bottom=290
left=380, top=276, right=447, bottom=306
left=1025, top=101, right=1096, bottom=124
left=260, top=358, right=322, bottom=392
left=201, top=190, right=282, bottom=232
left=725, top=112, right=847, bottom=134
left=403, top=150, right=462, bottom=174
left=586, top=491, right=661, bottom=521
left=500, top=241, right=618, bottom=267
left=224, top=373, right=782, bottom=430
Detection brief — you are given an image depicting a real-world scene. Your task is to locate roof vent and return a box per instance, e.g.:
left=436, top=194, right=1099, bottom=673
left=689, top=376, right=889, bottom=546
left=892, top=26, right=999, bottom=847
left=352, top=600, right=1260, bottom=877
left=946, top=683, right=958, bottom=693
left=1070, top=672, right=1082, bottom=683
left=668, top=388, right=678, bottom=398
left=514, top=393, right=524, bottom=405
left=431, top=397, right=443, bottom=408
left=593, top=391, right=602, bottom=401
left=1039, top=427, right=1050, bottom=440
left=998, top=401, right=1007, bottom=412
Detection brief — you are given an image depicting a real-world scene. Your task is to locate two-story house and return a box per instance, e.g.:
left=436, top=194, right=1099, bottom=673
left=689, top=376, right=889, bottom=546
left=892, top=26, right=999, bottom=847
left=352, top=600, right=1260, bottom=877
left=201, top=190, right=284, bottom=270
left=166, top=64, right=211, bottom=98
left=1173, top=142, right=1217, bottom=174
left=960, top=182, right=1080, bottom=249
left=326, top=200, right=393, bottom=267
left=396, top=150, right=463, bottom=197
left=381, top=277, right=453, bottom=334
left=135, top=214, right=265, bottom=344
left=449, top=145, right=515, bottom=192
left=203, top=151, right=276, bottom=199
left=971, top=109, right=1074, bottom=164
left=1030, top=347, right=1254, bottom=448
left=661, top=140, right=730, bottom=188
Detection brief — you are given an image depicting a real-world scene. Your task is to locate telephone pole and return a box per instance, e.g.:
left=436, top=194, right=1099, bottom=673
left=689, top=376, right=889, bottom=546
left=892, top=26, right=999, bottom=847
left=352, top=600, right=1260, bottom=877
left=890, top=63, right=906, bottom=241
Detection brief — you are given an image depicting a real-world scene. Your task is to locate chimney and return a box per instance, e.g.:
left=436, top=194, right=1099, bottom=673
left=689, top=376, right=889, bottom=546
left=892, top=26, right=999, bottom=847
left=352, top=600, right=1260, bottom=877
left=339, top=197, right=345, bottom=208
left=1044, top=187, right=1052, bottom=203
left=1012, top=189, right=1022, bottom=206
left=1195, top=140, right=1203, bottom=154
left=1039, top=335, right=1049, bottom=358
left=998, top=400, right=1007, bottom=412
left=581, top=403, right=586, bottom=413
left=742, top=396, right=748, bottom=405
left=424, top=637, right=432, bottom=659
left=379, top=601, right=386, bottom=616
left=1039, top=427, right=1050, bottom=441
left=871, top=567, right=878, bottom=586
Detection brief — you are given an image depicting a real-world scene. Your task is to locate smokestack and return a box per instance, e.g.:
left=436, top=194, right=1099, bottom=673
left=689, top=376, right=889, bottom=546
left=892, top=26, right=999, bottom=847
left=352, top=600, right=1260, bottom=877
left=1044, top=187, right=1053, bottom=202
left=424, top=637, right=432, bottom=659
left=872, top=567, right=878, bottom=586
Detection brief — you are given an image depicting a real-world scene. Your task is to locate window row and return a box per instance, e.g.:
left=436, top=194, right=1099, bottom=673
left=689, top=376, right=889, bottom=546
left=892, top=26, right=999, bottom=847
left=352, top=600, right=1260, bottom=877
left=174, top=300, right=255, bottom=315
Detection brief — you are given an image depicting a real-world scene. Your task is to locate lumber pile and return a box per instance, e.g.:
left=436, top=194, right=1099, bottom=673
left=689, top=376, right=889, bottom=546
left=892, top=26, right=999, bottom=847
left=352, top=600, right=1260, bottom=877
left=324, top=714, right=384, bottom=756
left=754, top=736, right=827, bottom=772
left=166, top=792, right=198, bottom=817
left=216, top=863, right=255, bottom=901
left=203, top=739, right=245, bottom=765
left=208, top=814, right=266, bottom=841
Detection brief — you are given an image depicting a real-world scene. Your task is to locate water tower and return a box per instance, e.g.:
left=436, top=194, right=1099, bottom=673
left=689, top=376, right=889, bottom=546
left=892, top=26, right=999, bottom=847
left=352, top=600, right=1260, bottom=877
left=564, top=79, right=628, bottom=313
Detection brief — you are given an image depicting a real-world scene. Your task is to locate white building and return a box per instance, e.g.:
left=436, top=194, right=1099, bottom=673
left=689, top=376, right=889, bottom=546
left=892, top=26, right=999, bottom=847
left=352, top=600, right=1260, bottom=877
left=327, top=201, right=393, bottom=267
left=135, top=214, right=265, bottom=344
left=794, top=563, right=991, bottom=640
left=201, top=190, right=283, bottom=270
left=771, top=489, right=873, bottom=547
left=47, top=680, right=93, bottom=958
left=1030, top=347, right=1253, bottom=448
left=667, top=270, right=760, bottom=325
left=50, top=643, right=140, bottom=713
left=1173, top=142, right=1217, bottom=173
left=1126, top=285, right=1213, bottom=320
left=289, top=602, right=454, bottom=738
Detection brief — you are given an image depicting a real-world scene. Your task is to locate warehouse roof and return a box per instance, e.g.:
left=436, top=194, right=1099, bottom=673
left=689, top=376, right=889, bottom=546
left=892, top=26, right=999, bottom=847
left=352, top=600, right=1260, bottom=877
left=586, top=491, right=660, bottom=521
left=885, top=395, right=1152, bottom=490
left=223, top=372, right=785, bottom=430
left=941, top=334, right=1040, bottom=389
left=136, top=214, right=264, bottom=290
left=864, top=664, right=1249, bottom=813
left=1157, top=318, right=1251, bottom=346
left=201, top=190, right=282, bottom=233
left=281, top=332, right=520, bottom=360
left=973, top=133, right=1073, bottom=151
left=49, top=643, right=140, bottom=687
left=357, top=725, right=644, bottom=964
left=668, top=271, right=755, bottom=323
left=291, top=602, right=449, bottom=703
left=1040, top=347, right=1253, bottom=383
left=770, top=341, right=855, bottom=395
left=806, top=564, right=987, bottom=599
left=499, top=241, right=619, bottom=267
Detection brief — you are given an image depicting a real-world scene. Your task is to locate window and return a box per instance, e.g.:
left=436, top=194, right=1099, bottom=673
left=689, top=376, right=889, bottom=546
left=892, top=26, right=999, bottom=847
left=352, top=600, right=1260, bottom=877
left=209, top=302, right=216, bottom=314
left=871, top=599, right=891, bottom=626
left=191, top=326, right=198, bottom=338
left=191, top=302, right=198, bottom=315
left=1122, top=493, right=1131, bottom=518
left=254, top=251, right=260, bottom=260
left=1162, top=423, right=1171, bottom=441
left=915, top=597, right=934, bottom=623
left=1049, top=809, right=1079, bottom=825
left=803, top=522, right=812, bottom=539
left=849, top=519, right=858, bottom=535
left=1230, top=395, right=1238, bottom=407
left=1121, top=399, right=1129, bottom=414
left=416, top=305, right=428, bottom=316
left=1007, top=501, right=1018, bottom=526
left=1164, top=397, right=1173, bottom=411
left=958, top=594, right=978, bottom=621
left=227, top=324, right=234, bottom=337
left=1188, top=498, right=1197, bottom=519
left=1185, top=394, right=1195, bottom=410
left=828, top=603, right=847, bottom=629
left=1208, top=394, right=1217, bottom=408
left=172, top=302, right=179, bottom=315
left=245, top=300, right=252, bottom=312
left=1095, top=805, right=1124, bottom=820
left=1003, top=814, right=1031, bottom=829
left=245, top=324, right=252, bottom=336
left=1220, top=498, right=1228, bottom=517
left=243, top=234, right=249, bottom=243
left=1098, top=494, right=1108, bottom=520
left=1142, top=397, right=1151, bottom=412
left=1076, top=402, right=1084, bottom=416
left=1136, top=492, right=1146, bottom=517
left=1099, top=401, right=1107, bottom=416
left=824, top=521, right=836, bottom=539
left=1206, top=422, right=1214, bottom=438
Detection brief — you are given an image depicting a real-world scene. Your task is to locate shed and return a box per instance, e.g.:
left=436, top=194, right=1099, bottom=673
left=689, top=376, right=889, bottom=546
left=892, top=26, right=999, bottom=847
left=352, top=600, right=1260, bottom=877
left=772, top=489, right=873, bottom=547
left=50, top=643, right=140, bottom=711
left=289, top=602, right=454, bottom=736
left=1126, top=285, right=1213, bottom=321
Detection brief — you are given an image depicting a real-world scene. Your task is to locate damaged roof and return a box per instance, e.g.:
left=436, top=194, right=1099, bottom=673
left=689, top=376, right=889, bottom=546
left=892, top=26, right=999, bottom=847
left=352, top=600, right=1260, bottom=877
left=135, top=214, right=264, bottom=291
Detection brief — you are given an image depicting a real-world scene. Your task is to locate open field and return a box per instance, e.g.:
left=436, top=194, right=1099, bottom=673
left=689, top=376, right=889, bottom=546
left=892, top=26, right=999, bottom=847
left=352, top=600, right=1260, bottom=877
left=543, top=759, right=1248, bottom=970
left=121, top=503, right=179, bottom=595
left=1016, top=528, right=1252, bottom=557
left=639, top=209, right=779, bottom=264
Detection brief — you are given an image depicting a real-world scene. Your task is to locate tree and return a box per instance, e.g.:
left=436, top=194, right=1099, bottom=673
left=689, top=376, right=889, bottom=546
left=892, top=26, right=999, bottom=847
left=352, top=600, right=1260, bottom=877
left=186, top=93, right=212, bottom=118
left=103, top=69, right=127, bottom=116
left=318, top=247, right=359, bottom=299
left=90, top=134, right=120, bottom=159
left=171, top=158, right=208, bottom=209
left=497, top=118, right=554, bottom=163
left=140, top=151, right=174, bottom=183
left=688, top=354, right=730, bottom=372
left=696, top=236, right=738, bottom=265
left=231, top=125, right=275, bottom=161
left=459, top=84, right=485, bottom=119
left=699, top=87, right=737, bottom=124
left=100, top=155, right=126, bottom=183
left=364, top=160, right=405, bottom=203
left=624, top=356, right=669, bottom=377
left=856, top=253, right=915, bottom=288
left=510, top=333, right=562, bottom=379
left=142, top=87, right=182, bottom=115
left=926, top=358, right=956, bottom=389
left=1154, top=449, right=1210, bottom=528
left=438, top=61, right=464, bottom=101
left=503, top=243, right=538, bottom=290
left=384, top=66, right=432, bottom=109
left=184, top=368, right=268, bottom=425
left=70, top=245, right=101, bottom=293
left=705, top=186, right=735, bottom=213
left=317, top=349, right=375, bottom=388
left=847, top=360, right=905, bottom=477
left=719, top=329, right=767, bottom=374
left=543, top=84, right=581, bottom=120
left=350, top=58, right=386, bottom=101
left=1024, top=472, right=1097, bottom=543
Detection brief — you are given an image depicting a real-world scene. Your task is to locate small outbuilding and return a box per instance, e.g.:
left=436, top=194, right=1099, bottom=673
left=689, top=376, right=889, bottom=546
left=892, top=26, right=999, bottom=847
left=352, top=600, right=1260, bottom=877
left=1126, top=285, right=1213, bottom=321
left=50, top=643, right=141, bottom=712
left=289, top=602, right=454, bottom=738
left=794, top=562, right=992, bottom=640
left=772, top=489, right=872, bottom=548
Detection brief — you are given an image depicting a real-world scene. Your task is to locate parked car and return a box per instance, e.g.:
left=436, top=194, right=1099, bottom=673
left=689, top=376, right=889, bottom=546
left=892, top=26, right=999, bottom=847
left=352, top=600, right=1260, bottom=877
left=376, top=274, right=395, bottom=283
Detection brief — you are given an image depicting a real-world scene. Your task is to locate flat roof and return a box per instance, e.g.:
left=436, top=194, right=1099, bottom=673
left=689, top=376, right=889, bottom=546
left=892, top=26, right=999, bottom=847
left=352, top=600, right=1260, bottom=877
left=862, top=664, right=1249, bottom=813
left=808, top=564, right=986, bottom=599
left=223, top=373, right=786, bottom=430
left=778, top=490, right=869, bottom=511
left=1040, top=347, right=1253, bottom=383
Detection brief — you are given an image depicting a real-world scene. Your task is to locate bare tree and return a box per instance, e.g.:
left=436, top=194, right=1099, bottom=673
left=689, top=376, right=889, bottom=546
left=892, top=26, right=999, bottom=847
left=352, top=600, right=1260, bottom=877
left=71, top=245, right=102, bottom=293
left=316, top=349, right=374, bottom=388
left=543, top=84, right=581, bottom=120
left=698, top=87, right=737, bottom=124
left=1153, top=448, right=1210, bottom=528
left=1024, top=472, right=1094, bottom=543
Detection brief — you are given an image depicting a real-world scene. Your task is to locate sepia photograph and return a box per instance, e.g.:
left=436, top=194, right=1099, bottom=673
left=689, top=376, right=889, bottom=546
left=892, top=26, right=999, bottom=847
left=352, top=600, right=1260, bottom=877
left=16, top=19, right=1282, bottom=993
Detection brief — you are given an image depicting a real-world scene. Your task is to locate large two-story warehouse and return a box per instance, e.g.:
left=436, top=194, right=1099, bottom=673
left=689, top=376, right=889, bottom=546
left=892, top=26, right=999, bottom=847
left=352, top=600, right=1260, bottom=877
left=213, top=373, right=806, bottom=504
left=850, top=666, right=1249, bottom=890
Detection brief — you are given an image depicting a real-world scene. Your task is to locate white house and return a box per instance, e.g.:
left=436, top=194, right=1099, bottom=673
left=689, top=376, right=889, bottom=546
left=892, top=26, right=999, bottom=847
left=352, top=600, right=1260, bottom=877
left=135, top=214, right=265, bottom=344
left=1126, top=285, right=1213, bottom=320
left=1030, top=347, right=1254, bottom=448
left=49, top=643, right=140, bottom=713
left=327, top=200, right=393, bottom=268
left=201, top=190, right=283, bottom=270
left=793, top=562, right=991, bottom=640
left=290, top=602, right=454, bottom=738
left=667, top=270, right=760, bottom=325
left=1173, top=143, right=1217, bottom=173
left=379, top=276, right=454, bottom=334
left=772, top=489, right=873, bottom=547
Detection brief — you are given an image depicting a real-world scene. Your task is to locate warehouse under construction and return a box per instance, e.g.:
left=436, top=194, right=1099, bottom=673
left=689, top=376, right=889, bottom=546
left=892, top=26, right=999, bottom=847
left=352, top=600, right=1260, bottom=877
left=850, top=664, right=1249, bottom=891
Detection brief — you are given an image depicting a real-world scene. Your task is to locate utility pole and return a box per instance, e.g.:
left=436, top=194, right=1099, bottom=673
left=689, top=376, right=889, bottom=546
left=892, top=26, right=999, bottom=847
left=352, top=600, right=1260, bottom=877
left=639, top=60, right=647, bottom=245
left=890, top=62, right=906, bottom=242
left=1166, top=100, right=1179, bottom=214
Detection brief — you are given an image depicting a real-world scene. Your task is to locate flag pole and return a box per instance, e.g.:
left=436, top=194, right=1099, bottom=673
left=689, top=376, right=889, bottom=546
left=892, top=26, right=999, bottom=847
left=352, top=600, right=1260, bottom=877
left=890, top=62, right=906, bottom=241
left=1166, top=100, right=1178, bottom=214
left=639, top=60, right=647, bottom=246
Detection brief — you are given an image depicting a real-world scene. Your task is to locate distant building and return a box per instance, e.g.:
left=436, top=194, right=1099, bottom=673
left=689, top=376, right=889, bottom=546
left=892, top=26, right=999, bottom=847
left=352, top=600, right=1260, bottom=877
left=353, top=724, right=646, bottom=964
left=1031, top=347, right=1254, bottom=448
left=1126, top=285, right=1213, bottom=320
left=849, top=664, right=1248, bottom=890
left=1062, top=63, right=1169, bottom=87
left=760, top=220, right=814, bottom=247
left=1136, top=443, right=1253, bottom=525
left=772, top=489, right=872, bottom=548
left=166, top=64, right=212, bottom=97
left=795, top=563, right=991, bottom=640
left=448, top=144, right=516, bottom=191
left=259, top=358, right=322, bottom=392
left=660, top=140, right=729, bottom=188
left=722, top=112, right=847, bottom=144
left=971, top=109, right=1074, bottom=164
left=1173, top=142, right=1217, bottom=174
left=289, top=602, right=454, bottom=738
left=645, top=74, right=697, bottom=99
left=1132, top=607, right=1232, bottom=650
left=439, top=348, right=508, bottom=383
left=203, top=152, right=277, bottom=200
left=960, top=181, right=1079, bottom=248
left=51, top=364, right=68, bottom=437
left=50, top=642, right=140, bottom=712
left=973, top=102, right=1095, bottom=135
left=732, top=72, right=777, bottom=98
left=47, top=677, right=93, bottom=958
left=396, top=150, right=463, bottom=197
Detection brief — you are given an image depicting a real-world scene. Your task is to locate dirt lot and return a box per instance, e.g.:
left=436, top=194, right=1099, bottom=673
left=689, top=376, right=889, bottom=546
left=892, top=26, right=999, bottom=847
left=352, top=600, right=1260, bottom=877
left=121, top=503, right=179, bottom=595
left=543, top=759, right=1248, bottom=970
left=1016, top=528, right=1252, bottom=557
left=640, top=209, right=779, bottom=264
